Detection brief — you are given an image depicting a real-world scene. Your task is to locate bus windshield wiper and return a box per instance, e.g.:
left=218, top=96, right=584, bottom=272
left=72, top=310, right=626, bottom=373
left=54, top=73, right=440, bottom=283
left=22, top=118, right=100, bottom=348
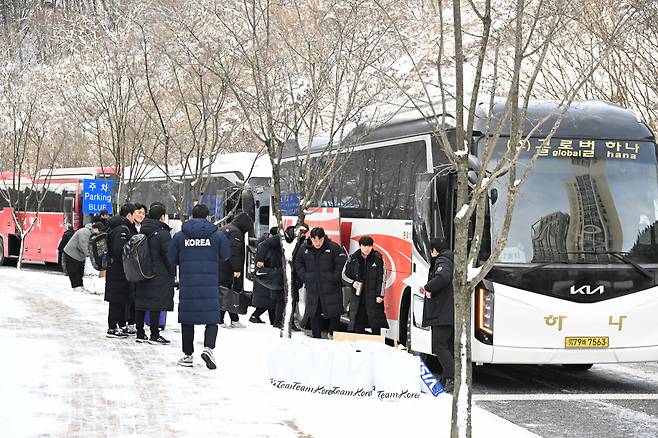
left=560, top=251, right=653, bottom=279
left=505, top=260, right=576, bottom=279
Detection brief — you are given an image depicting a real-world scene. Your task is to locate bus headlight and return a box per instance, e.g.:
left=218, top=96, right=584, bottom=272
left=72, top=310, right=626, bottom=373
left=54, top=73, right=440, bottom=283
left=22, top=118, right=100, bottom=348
left=475, top=286, right=494, bottom=345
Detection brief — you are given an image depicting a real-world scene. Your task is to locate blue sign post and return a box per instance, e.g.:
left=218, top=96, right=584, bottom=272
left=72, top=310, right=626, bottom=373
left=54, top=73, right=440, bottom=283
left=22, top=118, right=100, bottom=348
left=83, top=179, right=114, bottom=215
left=280, top=193, right=300, bottom=216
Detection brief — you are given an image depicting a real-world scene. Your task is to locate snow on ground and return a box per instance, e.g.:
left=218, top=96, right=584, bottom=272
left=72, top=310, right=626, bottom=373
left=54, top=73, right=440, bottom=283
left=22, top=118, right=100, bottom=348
left=0, top=267, right=537, bottom=438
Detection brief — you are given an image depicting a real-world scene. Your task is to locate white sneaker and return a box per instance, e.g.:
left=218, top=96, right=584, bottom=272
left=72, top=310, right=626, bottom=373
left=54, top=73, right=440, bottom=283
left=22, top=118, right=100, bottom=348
left=220, top=323, right=232, bottom=329
left=177, top=355, right=193, bottom=367
left=72, top=286, right=83, bottom=293
left=230, top=321, right=245, bottom=329
left=201, top=347, right=217, bottom=370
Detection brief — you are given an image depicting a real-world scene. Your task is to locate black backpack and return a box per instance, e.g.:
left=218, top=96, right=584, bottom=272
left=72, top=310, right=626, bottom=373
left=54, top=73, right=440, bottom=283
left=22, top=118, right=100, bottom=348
left=88, top=231, right=112, bottom=271
left=122, top=232, right=156, bottom=282
left=58, top=229, right=75, bottom=253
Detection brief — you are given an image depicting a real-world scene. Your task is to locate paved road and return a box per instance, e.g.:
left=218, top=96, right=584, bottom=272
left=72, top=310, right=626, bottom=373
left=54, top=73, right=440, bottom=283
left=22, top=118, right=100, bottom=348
left=473, top=361, right=658, bottom=438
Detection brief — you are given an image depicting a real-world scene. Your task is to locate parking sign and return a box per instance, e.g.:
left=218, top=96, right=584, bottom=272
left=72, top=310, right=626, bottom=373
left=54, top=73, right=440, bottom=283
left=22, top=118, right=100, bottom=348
left=83, top=179, right=114, bottom=214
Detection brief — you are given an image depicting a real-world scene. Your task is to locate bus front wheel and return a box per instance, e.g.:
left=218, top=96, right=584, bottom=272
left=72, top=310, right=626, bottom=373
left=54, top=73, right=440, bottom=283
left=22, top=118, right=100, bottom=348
left=562, top=364, right=593, bottom=371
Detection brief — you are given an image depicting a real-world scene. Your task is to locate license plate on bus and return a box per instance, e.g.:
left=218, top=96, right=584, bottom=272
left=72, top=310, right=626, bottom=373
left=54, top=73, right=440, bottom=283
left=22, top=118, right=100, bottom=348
left=564, top=337, right=609, bottom=349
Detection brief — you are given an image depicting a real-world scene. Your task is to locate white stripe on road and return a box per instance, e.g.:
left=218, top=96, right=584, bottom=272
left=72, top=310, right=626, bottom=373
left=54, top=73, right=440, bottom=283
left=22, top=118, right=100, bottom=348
left=475, top=393, right=658, bottom=401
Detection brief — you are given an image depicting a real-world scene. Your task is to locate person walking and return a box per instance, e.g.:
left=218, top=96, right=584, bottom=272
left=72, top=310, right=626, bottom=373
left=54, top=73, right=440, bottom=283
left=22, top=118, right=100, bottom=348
left=294, top=227, right=346, bottom=339
left=252, top=227, right=285, bottom=328
left=62, top=222, right=105, bottom=292
left=134, top=203, right=175, bottom=345
left=104, top=203, right=137, bottom=338
left=249, top=232, right=276, bottom=325
left=342, top=236, right=389, bottom=335
left=169, top=203, right=230, bottom=369
left=421, top=237, right=455, bottom=393
left=219, top=212, right=254, bottom=329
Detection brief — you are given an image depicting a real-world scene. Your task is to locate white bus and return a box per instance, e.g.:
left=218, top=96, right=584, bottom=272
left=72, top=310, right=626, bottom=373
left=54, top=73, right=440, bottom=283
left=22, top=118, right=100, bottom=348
left=280, top=99, right=658, bottom=369
left=127, top=152, right=272, bottom=237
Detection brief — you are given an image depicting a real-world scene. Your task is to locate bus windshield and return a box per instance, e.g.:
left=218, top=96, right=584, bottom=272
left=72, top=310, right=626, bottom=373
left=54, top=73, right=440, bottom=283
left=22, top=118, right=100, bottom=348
left=486, top=138, right=658, bottom=265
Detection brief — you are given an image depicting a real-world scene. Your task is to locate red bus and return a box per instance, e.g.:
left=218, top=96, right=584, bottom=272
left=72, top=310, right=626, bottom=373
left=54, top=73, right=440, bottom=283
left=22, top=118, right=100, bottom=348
left=0, top=167, right=118, bottom=266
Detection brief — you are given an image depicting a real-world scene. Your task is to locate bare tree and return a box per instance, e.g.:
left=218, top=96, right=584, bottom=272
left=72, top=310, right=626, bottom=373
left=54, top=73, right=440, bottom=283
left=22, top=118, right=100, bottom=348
left=207, top=0, right=399, bottom=337
left=0, top=69, right=62, bottom=269
left=376, top=0, right=643, bottom=436
left=135, top=5, right=240, bottom=219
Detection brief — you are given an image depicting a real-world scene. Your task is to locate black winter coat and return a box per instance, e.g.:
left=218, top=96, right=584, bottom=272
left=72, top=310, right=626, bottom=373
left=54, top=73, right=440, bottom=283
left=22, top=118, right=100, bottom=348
left=342, top=249, right=389, bottom=330
left=168, top=219, right=230, bottom=325
left=252, top=235, right=284, bottom=308
left=422, top=250, right=454, bottom=327
left=134, top=218, right=175, bottom=312
left=294, top=238, right=346, bottom=319
left=219, top=212, right=254, bottom=289
left=104, top=215, right=135, bottom=304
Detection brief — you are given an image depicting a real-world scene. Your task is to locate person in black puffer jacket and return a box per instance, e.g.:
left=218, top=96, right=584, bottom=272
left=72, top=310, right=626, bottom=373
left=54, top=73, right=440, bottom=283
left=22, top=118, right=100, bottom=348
left=421, top=237, right=455, bottom=392
left=249, top=232, right=276, bottom=324
left=134, top=203, right=175, bottom=345
left=251, top=227, right=284, bottom=327
left=104, top=203, right=137, bottom=338
left=219, top=212, right=254, bottom=328
left=342, top=235, right=389, bottom=335
left=294, top=227, right=347, bottom=338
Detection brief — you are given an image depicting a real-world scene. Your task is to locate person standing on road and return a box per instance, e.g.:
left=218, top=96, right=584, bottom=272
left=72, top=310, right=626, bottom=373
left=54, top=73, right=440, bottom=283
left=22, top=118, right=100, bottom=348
left=341, top=236, right=389, bottom=335
left=421, top=237, right=455, bottom=393
left=252, top=227, right=285, bottom=328
left=294, top=227, right=346, bottom=339
left=169, top=203, right=230, bottom=369
left=219, top=212, right=254, bottom=329
left=104, top=203, right=137, bottom=338
left=283, top=223, right=309, bottom=332
left=134, top=203, right=175, bottom=345
left=123, top=203, right=147, bottom=332
left=62, top=222, right=105, bottom=293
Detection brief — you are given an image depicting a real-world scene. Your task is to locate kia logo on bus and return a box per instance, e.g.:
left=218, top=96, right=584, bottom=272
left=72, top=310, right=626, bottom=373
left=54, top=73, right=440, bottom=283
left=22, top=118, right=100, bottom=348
left=570, top=284, right=605, bottom=295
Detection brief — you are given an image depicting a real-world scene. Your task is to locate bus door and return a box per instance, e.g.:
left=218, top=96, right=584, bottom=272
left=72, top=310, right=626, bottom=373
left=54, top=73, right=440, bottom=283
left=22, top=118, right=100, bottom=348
left=408, top=173, right=446, bottom=354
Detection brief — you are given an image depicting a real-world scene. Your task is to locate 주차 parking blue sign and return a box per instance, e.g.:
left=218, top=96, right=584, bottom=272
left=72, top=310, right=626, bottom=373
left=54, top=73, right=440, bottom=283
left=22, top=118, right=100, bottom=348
left=82, top=179, right=114, bottom=214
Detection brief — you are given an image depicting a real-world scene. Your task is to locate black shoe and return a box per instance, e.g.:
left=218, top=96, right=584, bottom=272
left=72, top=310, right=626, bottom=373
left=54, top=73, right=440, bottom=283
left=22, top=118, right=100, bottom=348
left=148, top=336, right=171, bottom=345
left=249, top=315, right=265, bottom=324
left=290, top=322, right=302, bottom=332
left=273, top=322, right=283, bottom=329
left=441, top=377, right=454, bottom=394
left=106, top=328, right=128, bottom=339
left=136, top=333, right=149, bottom=343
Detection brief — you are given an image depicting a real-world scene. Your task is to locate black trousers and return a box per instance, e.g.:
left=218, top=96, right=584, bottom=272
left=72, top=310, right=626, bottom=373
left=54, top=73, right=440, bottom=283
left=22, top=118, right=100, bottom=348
left=310, top=305, right=339, bottom=339
left=136, top=310, right=160, bottom=340
left=125, top=301, right=135, bottom=326
left=219, top=310, right=239, bottom=323
left=252, top=307, right=275, bottom=321
left=181, top=323, right=218, bottom=356
left=64, top=254, right=84, bottom=289
left=108, top=302, right=126, bottom=330
left=431, top=325, right=455, bottom=379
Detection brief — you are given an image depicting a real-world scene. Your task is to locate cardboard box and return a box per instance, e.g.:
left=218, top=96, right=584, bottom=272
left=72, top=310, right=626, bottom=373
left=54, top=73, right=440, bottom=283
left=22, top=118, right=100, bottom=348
left=332, top=331, right=386, bottom=344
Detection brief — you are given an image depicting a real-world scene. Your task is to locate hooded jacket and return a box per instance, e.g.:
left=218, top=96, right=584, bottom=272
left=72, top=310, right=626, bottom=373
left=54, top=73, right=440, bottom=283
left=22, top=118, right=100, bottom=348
left=342, top=248, right=389, bottom=330
left=63, top=223, right=93, bottom=262
left=294, top=237, right=346, bottom=319
left=169, top=218, right=230, bottom=325
left=421, top=250, right=455, bottom=326
left=104, top=215, right=135, bottom=304
left=219, top=212, right=254, bottom=289
left=134, top=218, right=175, bottom=312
